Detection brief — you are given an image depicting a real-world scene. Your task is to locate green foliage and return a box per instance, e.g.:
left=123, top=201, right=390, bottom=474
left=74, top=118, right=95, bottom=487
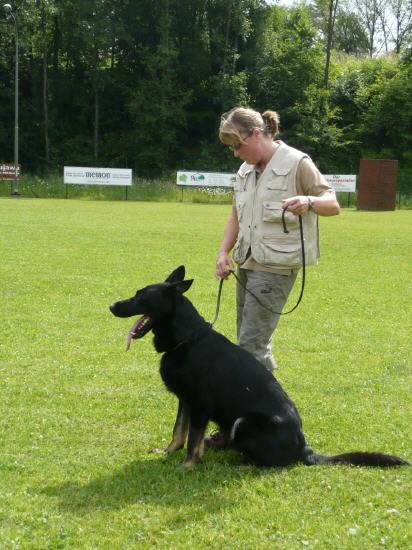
left=0, top=1, right=411, bottom=177
left=287, top=85, right=352, bottom=172
left=251, top=6, right=324, bottom=112
left=125, top=45, right=191, bottom=174
left=333, top=10, right=370, bottom=56
left=360, top=64, right=412, bottom=163
left=330, top=56, right=412, bottom=165
left=209, top=70, right=251, bottom=112
left=0, top=199, right=411, bottom=548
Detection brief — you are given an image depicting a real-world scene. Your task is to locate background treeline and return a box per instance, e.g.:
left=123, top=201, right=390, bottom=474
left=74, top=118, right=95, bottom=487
left=0, top=0, right=411, bottom=177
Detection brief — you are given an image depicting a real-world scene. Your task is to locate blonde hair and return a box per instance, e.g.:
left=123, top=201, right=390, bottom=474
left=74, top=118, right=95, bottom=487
left=219, top=107, right=280, bottom=146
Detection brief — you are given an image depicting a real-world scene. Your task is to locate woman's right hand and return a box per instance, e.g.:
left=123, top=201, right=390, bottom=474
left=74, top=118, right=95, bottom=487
left=215, top=252, right=234, bottom=279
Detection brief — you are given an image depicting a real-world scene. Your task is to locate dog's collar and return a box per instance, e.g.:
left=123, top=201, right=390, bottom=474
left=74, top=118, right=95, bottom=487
left=169, top=325, right=212, bottom=352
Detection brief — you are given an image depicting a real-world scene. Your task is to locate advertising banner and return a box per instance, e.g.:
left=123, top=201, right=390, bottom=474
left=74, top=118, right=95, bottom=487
left=177, top=171, right=356, bottom=192
left=64, top=167, right=132, bottom=186
left=0, top=164, right=20, bottom=180
left=177, top=171, right=236, bottom=188
left=324, top=174, right=356, bottom=193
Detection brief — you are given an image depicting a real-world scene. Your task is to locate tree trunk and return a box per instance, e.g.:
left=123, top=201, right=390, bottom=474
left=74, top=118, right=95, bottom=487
left=163, top=0, right=169, bottom=53
left=43, top=49, right=49, bottom=168
left=323, top=0, right=339, bottom=89
left=223, top=1, right=232, bottom=73
left=40, top=1, right=50, bottom=169
left=52, top=15, right=59, bottom=74
left=94, top=86, right=99, bottom=163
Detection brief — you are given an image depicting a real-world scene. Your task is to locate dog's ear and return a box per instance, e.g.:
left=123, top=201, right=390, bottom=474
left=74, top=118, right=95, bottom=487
left=170, top=279, right=193, bottom=294
left=165, top=265, right=185, bottom=283
left=178, top=279, right=193, bottom=294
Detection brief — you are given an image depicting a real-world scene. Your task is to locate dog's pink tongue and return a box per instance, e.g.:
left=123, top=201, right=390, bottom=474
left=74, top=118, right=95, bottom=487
left=125, top=315, right=148, bottom=351
left=126, top=330, right=134, bottom=352
left=125, top=318, right=141, bottom=351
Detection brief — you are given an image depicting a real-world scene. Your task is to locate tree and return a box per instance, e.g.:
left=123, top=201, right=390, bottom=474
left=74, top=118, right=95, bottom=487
left=360, top=63, right=412, bottom=162
left=388, top=0, right=412, bottom=53
left=329, top=56, right=412, bottom=166
left=252, top=6, right=324, bottom=111
left=309, top=0, right=340, bottom=87
left=82, top=1, right=114, bottom=163
left=1, top=0, right=411, bottom=176
left=323, top=0, right=339, bottom=87
left=0, top=16, right=15, bottom=163
left=354, top=0, right=386, bottom=56
left=334, top=10, right=369, bottom=55
left=288, top=85, right=351, bottom=171
left=37, top=0, right=55, bottom=169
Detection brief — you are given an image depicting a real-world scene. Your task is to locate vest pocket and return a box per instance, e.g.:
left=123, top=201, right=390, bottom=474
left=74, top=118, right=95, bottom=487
left=233, top=233, right=247, bottom=263
left=261, top=239, right=302, bottom=267
left=232, top=238, right=241, bottom=262
left=267, top=168, right=290, bottom=191
left=236, top=200, right=246, bottom=221
left=262, top=201, right=298, bottom=227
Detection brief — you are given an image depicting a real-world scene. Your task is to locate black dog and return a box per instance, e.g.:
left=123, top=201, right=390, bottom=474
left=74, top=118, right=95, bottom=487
left=110, top=266, right=409, bottom=468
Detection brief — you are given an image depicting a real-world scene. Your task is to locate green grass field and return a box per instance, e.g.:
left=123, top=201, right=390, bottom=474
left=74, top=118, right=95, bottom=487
left=0, top=198, right=411, bottom=549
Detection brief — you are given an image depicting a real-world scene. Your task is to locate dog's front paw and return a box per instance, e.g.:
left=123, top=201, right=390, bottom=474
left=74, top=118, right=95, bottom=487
left=181, top=456, right=199, bottom=468
left=149, top=441, right=185, bottom=455
left=148, top=448, right=165, bottom=455
left=164, top=441, right=185, bottom=453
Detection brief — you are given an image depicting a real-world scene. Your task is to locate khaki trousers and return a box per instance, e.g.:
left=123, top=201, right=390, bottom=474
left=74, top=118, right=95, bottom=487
left=236, top=268, right=298, bottom=372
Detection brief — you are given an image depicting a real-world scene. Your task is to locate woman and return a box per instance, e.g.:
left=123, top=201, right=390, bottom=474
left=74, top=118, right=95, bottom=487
left=207, top=107, right=340, bottom=448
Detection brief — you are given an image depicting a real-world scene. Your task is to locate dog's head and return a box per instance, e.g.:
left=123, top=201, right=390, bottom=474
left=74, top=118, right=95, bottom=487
left=109, top=265, right=193, bottom=350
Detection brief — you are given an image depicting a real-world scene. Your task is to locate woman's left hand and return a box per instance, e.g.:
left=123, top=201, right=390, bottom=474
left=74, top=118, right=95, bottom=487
left=282, top=195, right=311, bottom=215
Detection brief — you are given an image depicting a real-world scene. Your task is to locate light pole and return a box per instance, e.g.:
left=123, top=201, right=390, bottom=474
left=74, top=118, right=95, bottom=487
left=3, top=3, right=19, bottom=196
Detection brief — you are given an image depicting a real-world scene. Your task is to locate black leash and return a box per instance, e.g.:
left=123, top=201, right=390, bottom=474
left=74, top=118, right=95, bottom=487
left=210, top=210, right=305, bottom=326
left=209, top=277, right=225, bottom=327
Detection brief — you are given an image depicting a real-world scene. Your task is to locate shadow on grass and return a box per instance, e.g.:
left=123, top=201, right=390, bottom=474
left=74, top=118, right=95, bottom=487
left=41, top=450, right=286, bottom=515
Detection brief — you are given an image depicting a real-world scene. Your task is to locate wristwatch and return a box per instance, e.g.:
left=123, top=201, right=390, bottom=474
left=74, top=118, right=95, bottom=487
left=307, top=196, right=315, bottom=211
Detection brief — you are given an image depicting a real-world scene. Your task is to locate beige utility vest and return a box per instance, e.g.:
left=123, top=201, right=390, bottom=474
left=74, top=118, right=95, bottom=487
left=232, top=141, right=320, bottom=269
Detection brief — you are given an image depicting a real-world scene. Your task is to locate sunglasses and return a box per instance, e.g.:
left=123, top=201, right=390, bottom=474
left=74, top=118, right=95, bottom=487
left=229, top=129, right=254, bottom=151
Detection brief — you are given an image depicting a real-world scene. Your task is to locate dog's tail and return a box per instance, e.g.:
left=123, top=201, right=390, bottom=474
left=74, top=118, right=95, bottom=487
left=303, top=449, right=409, bottom=467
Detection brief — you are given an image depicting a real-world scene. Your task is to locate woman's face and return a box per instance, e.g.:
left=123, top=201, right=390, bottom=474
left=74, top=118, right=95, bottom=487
left=232, top=128, right=266, bottom=165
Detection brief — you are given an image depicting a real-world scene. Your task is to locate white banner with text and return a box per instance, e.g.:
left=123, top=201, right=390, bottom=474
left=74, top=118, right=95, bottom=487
left=177, top=171, right=356, bottom=192
left=0, top=164, right=21, bottom=180
left=177, top=171, right=236, bottom=188
left=323, top=174, right=356, bottom=193
left=64, top=167, right=132, bottom=186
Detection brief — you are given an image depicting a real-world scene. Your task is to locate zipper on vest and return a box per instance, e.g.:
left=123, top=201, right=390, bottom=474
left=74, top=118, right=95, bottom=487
left=250, top=171, right=259, bottom=240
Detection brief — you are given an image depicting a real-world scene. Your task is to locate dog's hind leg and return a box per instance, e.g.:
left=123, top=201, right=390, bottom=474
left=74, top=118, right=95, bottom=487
left=182, top=413, right=208, bottom=468
left=231, top=414, right=305, bottom=467
left=164, top=399, right=190, bottom=453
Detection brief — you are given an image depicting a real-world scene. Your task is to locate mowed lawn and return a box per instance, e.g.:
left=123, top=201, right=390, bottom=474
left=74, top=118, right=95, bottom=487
left=0, top=198, right=411, bottom=550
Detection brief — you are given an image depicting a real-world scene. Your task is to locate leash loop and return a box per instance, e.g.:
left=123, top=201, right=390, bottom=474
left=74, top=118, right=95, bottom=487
left=230, top=214, right=305, bottom=316
left=281, top=207, right=290, bottom=234
left=210, top=212, right=305, bottom=325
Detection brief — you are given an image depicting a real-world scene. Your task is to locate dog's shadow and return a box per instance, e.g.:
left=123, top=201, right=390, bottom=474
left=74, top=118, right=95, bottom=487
left=41, top=450, right=283, bottom=515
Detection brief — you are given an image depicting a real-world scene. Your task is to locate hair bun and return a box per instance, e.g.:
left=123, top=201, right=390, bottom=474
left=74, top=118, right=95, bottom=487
left=262, top=110, right=280, bottom=138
